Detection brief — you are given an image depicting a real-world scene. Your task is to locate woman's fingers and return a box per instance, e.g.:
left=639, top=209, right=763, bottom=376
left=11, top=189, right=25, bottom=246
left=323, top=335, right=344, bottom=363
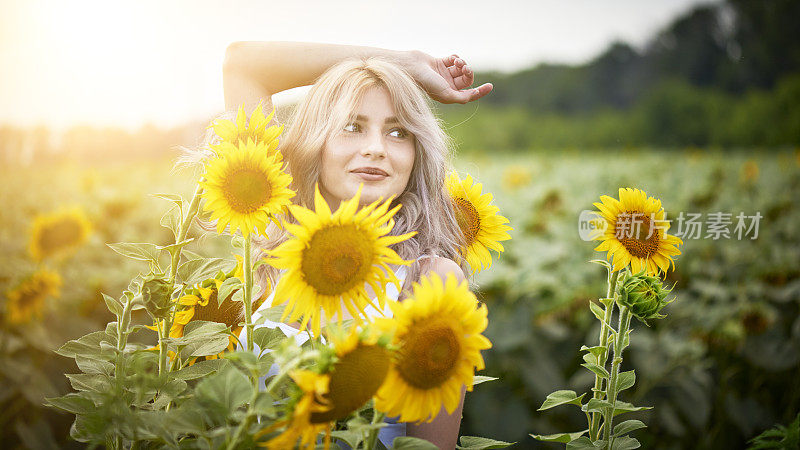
left=438, top=82, right=494, bottom=104
left=471, top=82, right=493, bottom=100
left=443, top=54, right=460, bottom=67
left=428, top=54, right=492, bottom=104
left=454, top=65, right=474, bottom=90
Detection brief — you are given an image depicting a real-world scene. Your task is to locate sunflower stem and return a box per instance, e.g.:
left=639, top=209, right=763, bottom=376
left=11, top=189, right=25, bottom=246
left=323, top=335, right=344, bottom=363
left=168, top=184, right=203, bottom=285
left=602, top=306, right=632, bottom=448
left=159, top=183, right=203, bottom=381
left=364, top=409, right=385, bottom=450
left=157, top=319, right=168, bottom=381
left=243, top=235, right=255, bottom=354
left=589, top=270, right=620, bottom=440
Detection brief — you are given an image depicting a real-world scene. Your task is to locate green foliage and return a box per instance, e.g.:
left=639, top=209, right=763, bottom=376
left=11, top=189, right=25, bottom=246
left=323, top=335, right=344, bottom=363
left=748, top=413, right=800, bottom=449
left=442, top=75, right=800, bottom=151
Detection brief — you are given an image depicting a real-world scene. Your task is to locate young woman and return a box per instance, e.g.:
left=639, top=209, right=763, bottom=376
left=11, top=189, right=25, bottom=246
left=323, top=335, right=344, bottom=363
left=224, top=41, right=493, bottom=449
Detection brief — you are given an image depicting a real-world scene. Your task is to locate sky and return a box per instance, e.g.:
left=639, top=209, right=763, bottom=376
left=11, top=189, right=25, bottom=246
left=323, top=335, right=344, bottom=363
left=0, top=0, right=712, bottom=130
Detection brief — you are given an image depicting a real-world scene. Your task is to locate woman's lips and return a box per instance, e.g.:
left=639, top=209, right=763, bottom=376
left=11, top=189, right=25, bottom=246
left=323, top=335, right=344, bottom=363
left=351, top=168, right=388, bottom=181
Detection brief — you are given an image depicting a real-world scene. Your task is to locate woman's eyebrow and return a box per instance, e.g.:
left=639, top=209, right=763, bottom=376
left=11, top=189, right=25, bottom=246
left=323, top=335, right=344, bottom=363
left=354, top=115, right=400, bottom=124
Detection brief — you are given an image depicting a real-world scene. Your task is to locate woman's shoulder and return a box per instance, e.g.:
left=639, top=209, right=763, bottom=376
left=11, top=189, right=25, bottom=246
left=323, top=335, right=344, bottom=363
left=418, top=255, right=466, bottom=283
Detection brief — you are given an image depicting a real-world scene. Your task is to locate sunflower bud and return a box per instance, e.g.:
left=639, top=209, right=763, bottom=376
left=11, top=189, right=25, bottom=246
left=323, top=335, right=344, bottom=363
left=617, top=271, right=674, bottom=325
left=141, top=274, right=173, bottom=320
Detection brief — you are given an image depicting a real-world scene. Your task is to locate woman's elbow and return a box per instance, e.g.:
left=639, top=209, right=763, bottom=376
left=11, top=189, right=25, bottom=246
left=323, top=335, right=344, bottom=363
left=223, top=41, right=247, bottom=74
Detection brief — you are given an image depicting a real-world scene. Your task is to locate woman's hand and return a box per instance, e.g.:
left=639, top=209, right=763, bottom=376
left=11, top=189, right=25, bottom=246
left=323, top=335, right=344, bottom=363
left=403, top=51, right=493, bottom=105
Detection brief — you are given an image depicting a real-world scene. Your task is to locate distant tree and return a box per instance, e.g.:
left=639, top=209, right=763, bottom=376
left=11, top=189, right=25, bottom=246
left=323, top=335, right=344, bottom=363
left=727, top=0, right=800, bottom=90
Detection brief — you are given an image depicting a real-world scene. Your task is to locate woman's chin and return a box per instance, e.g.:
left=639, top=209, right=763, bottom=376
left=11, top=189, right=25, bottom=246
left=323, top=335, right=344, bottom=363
left=354, top=185, right=399, bottom=206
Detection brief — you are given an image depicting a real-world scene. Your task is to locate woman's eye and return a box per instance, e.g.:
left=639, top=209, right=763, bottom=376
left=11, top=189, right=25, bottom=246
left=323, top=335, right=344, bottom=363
left=343, top=122, right=361, bottom=132
left=388, top=128, right=408, bottom=138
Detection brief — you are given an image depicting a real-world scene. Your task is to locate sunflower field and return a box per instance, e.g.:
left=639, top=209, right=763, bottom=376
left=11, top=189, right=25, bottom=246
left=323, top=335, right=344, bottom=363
left=0, top=140, right=798, bottom=448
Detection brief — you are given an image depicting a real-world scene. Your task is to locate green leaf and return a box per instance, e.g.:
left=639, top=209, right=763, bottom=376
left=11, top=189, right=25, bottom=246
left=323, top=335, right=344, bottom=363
left=160, top=206, right=182, bottom=240
left=65, top=373, right=112, bottom=393
left=331, top=430, right=362, bottom=449
left=172, top=358, right=228, bottom=380
left=610, top=436, right=641, bottom=449
left=195, top=366, right=252, bottom=415
left=589, top=300, right=606, bottom=322
left=613, top=401, right=653, bottom=417
left=107, top=242, right=161, bottom=263
left=150, top=380, right=188, bottom=410
left=581, top=345, right=606, bottom=359
left=531, top=430, right=587, bottom=444
left=181, top=320, right=228, bottom=340
left=538, top=390, right=585, bottom=411
left=158, top=238, right=195, bottom=254
left=472, top=376, right=499, bottom=386
left=253, top=327, right=287, bottom=352
left=616, top=370, right=635, bottom=393
left=393, top=436, right=439, bottom=449
left=566, top=437, right=600, bottom=449
left=185, top=334, right=231, bottom=358
left=589, top=259, right=612, bottom=270
left=613, top=420, right=646, bottom=437
left=75, top=355, right=114, bottom=375
left=55, top=331, right=112, bottom=360
left=252, top=392, right=276, bottom=416
left=178, top=258, right=236, bottom=285
left=581, top=363, right=610, bottom=379
left=260, top=305, right=287, bottom=323
left=161, top=406, right=206, bottom=435
left=102, top=293, right=122, bottom=317
left=456, top=436, right=515, bottom=449
left=217, top=277, right=242, bottom=307
left=583, top=398, right=613, bottom=413
left=45, top=393, right=95, bottom=414
left=152, top=193, right=184, bottom=208
left=171, top=321, right=230, bottom=358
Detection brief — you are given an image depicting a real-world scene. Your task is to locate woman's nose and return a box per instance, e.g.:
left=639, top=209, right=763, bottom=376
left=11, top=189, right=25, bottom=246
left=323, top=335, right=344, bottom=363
left=361, top=131, right=386, bottom=158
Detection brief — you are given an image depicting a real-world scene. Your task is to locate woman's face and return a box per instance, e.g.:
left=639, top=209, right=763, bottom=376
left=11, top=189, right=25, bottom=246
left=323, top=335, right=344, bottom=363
left=319, top=85, right=416, bottom=209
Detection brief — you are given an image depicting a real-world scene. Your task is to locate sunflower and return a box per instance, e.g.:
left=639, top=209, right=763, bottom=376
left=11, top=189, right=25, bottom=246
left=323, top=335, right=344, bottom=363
left=261, top=327, right=392, bottom=449
left=29, top=207, right=92, bottom=261
left=210, top=102, right=283, bottom=159
left=5, top=269, right=62, bottom=325
left=374, top=272, right=491, bottom=423
left=168, top=259, right=270, bottom=362
left=268, top=185, right=415, bottom=337
left=258, top=369, right=333, bottom=449
left=311, top=326, right=391, bottom=423
left=445, top=171, right=512, bottom=274
left=502, top=165, right=532, bottom=191
left=591, top=187, right=683, bottom=276
left=200, top=139, right=294, bottom=237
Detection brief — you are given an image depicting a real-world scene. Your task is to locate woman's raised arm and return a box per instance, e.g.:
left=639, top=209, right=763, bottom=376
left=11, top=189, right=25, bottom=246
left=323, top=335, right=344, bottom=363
left=222, top=41, right=492, bottom=112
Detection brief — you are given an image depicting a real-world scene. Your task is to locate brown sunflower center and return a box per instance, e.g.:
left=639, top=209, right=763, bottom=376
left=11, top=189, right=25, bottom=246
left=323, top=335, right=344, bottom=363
left=453, top=197, right=480, bottom=245
left=310, top=344, right=391, bottom=423
left=222, top=166, right=272, bottom=214
left=191, top=289, right=243, bottom=328
left=38, top=218, right=84, bottom=255
left=396, top=318, right=461, bottom=390
left=301, top=224, right=374, bottom=296
left=615, top=211, right=660, bottom=258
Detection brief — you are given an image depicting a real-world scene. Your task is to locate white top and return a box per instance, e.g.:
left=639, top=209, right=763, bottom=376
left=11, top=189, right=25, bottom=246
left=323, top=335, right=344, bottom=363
left=237, top=263, right=409, bottom=356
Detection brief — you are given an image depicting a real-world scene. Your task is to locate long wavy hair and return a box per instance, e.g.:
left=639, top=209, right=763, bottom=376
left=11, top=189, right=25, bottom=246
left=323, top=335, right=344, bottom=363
left=190, top=57, right=467, bottom=299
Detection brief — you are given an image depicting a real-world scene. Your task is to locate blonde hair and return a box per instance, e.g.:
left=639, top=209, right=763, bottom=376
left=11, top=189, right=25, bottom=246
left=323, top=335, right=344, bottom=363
left=194, top=57, right=467, bottom=298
